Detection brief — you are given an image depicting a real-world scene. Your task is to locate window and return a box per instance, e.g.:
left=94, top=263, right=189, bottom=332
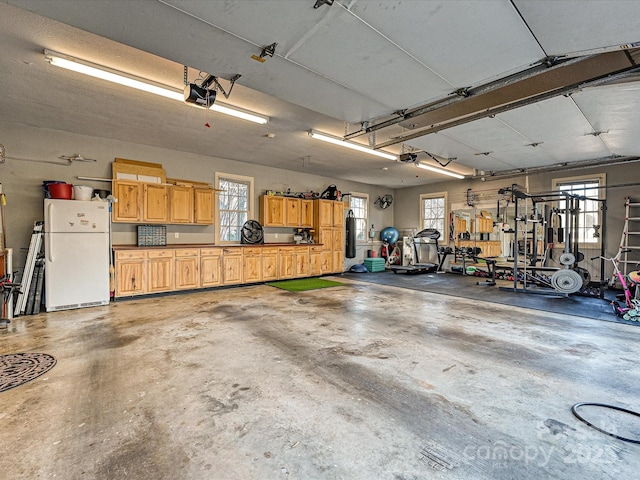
left=420, top=192, right=447, bottom=238
left=349, top=193, right=369, bottom=242
left=215, top=173, right=254, bottom=243
left=552, top=173, right=605, bottom=245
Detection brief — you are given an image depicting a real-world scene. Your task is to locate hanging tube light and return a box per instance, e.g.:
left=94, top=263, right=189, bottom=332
left=309, top=130, right=397, bottom=160
left=44, top=49, right=269, bottom=124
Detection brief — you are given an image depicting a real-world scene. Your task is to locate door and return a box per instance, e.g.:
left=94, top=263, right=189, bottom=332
left=201, top=252, right=222, bottom=287
left=194, top=188, right=215, bottom=225
left=170, top=186, right=194, bottom=224
left=260, top=195, right=285, bottom=227
left=175, top=257, right=199, bottom=289
left=285, top=198, right=301, bottom=227
left=112, top=180, right=142, bottom=222
left=45, top=232, right=110, bottom=310
left=147, top=250, right=174, bottom=292
left=45, top=199, right=110, bottom=233
left=115, top=256, right=146, bottom=296
left=262, top=252, right=279, bottom=281
left=332, top=201, right=345, bottom=227
left=143, top=184, right=168, bottom=223
left=301, top=200, right=314, bottom=228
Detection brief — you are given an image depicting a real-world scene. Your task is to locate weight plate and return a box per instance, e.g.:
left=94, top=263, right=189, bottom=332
left=559, top=252, right=576, bottom=266
left=550, top=269, right=583, bottom=294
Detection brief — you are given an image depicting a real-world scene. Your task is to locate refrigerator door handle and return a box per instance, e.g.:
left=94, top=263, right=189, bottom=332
left=46, top=202, right=53, bottom=262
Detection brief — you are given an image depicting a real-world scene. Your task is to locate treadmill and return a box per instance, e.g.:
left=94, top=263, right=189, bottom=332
left=391, top=228, right=441, bottom=274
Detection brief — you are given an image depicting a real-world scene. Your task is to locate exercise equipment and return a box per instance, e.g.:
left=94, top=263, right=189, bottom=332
left=345, top=210, right=356, bottom=259
left=380, top=226, right=399, bottom=244
left=390, top=229, right=440, bottom=275
left=498, top=187, right=606, bottom=298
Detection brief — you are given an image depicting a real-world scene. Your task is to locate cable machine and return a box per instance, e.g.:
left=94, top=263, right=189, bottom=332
left=498, top=187, right=606, bottom=297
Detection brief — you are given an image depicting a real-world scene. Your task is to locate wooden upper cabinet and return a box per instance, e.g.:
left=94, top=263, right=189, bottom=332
left=112, top=180, right=142, bottom=222
left=285, top=198, right=301, bottom=227
left=169, top=185, right=194, bottom=224
left=300, top=200, right=313, bottom=228
left=143, top=184, right=168, bottom=223
left=315, top=200, right=333, bottom=228
left=259, top=195, right=285, bottom=227
left=194, top=188, right=215, bottom=225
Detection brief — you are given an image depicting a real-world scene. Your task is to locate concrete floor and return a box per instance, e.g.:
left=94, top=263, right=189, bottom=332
left=1, top=277, right=639, bottom=479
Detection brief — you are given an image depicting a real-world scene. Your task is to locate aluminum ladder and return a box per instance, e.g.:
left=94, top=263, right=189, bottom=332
left=612, top=197, right=640, bottom=286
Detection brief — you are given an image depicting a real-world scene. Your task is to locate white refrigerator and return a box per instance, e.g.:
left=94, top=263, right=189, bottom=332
left=44, top=199, right=110, bottom=312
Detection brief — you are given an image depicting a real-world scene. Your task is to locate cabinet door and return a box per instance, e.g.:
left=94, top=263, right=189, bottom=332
left=143, top=184, right=169, bottom=223
left=285, top=198, right=301, bottom=227
left=278, top=248, right=296, bottom=279
left=259, top=195, right=285, bottom=227
left=317, top=228, right=333, bottom=251
left=332, top=251, right=344, bottom=273
left=148, top=256, right=174, bottom=292
left=320, top=251, right=333, bottom=273
left=332, top=201, right=345, bottom=227
left=115, top=257, right=146, bottom=296
left=222, top=250, right=243, bottom=284
left=309, top=250, right=322, bottom=276
left=301, top=200, right=314, bottom=228
left=316, top=200, right=333, bottom=227
left=332, top=228, right=345, bottom=253
left=201, top=254, right=222, bottom=287
left=243, top=254, right=263, bottom=283
left=194, top=188, right=215, bottom=225
left=112, top=181, right=142, bottom=222
left=170, top=186, right=194, bottom=224
left=295, top=247, right=310, bottom=277
left=262, top=253, right=279, bottom=281
left=175, top=255, right=199, bottom=290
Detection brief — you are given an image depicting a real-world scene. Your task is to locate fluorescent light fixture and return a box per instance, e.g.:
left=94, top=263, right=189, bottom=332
left=44, top=49, right=269, bottom=124
left=309, top=130, right=397, bottom=160
left=416, top=162, right=465, bottom=179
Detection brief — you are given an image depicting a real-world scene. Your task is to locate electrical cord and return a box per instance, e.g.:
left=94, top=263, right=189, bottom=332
left=571, top=402, right=640, bottom=444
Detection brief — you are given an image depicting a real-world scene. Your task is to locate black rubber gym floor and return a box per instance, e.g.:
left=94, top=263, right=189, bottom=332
left=341, top=270, right=638, bottom=326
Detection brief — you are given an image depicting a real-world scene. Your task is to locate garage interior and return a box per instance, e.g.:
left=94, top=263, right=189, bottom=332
left=1, top=1, right=640, bottom=479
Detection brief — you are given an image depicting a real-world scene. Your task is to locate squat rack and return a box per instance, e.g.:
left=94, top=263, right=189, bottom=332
left=498, top=186, right=606, bottom=297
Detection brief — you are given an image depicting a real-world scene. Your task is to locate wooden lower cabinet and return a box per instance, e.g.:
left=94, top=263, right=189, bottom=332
left=175, top=248, right=199, bottom=290
left=147, top=250, right=174, bottom=293
left=114, top=243, right=332, bottom=298
left=278, top=247, right=296, bottom=279
left=310, top=246, right=323, bottom=276
left=222, top=248, right=243, bottom=285
left=243, top=247, right=263, bottom=283
left=200, top=248, right=222, bottom=287
left=295, top=246, right=310, bottom=277
left=115, top=250, right=146, bottom=296
left=262, top=248, right=279, bottom=281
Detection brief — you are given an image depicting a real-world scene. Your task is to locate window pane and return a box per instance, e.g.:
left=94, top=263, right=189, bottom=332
left=422, top=196, right=445, bottom=234
left=218, top=176, right=252, bottom=243
left=555, top=179, right=601, bottom=245
left=349, top=195, right=368, bottom=242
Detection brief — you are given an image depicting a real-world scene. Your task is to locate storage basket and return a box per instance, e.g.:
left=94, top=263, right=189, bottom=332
left=137, top=225, right=167, bottom=246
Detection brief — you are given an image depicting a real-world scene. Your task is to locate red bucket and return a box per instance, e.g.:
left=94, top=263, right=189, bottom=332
left=48, top=183, right=73, bottom=199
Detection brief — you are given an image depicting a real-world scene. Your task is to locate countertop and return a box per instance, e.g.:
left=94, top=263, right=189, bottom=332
left=112, top=243, right=318, bottom=250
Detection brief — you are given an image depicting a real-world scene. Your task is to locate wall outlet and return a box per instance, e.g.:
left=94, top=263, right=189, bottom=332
left=274, top=233, right=278, bottom=239
left=174, top=232, right=179, bottom=239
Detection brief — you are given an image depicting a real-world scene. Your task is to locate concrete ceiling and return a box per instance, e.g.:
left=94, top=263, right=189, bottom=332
left=2, top=0, right=640, bottom=188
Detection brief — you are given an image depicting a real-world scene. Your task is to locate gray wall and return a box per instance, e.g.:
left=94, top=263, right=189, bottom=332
left=394, top=163, right=640, bottom=281
left=0, top=121, right=394, bottom=275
